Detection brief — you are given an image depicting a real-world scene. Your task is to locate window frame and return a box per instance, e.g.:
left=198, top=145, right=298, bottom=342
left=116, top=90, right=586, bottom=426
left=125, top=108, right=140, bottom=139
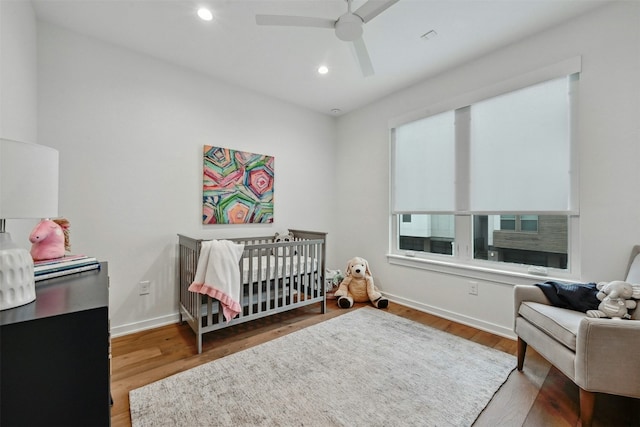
left=388, top=58, right=581, bottom=279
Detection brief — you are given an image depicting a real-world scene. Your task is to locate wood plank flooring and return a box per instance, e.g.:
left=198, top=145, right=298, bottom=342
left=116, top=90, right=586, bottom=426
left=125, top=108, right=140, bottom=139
left=110, top=302, right=639, bottom=427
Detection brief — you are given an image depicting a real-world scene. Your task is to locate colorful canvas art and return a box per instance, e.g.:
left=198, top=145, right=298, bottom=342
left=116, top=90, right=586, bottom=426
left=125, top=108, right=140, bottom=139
left=203, top=146, right=274, bottom=224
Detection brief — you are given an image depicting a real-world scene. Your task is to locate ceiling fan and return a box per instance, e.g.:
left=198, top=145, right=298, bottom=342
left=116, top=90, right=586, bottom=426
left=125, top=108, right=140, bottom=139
left=255, top=0, right=400, bottom=77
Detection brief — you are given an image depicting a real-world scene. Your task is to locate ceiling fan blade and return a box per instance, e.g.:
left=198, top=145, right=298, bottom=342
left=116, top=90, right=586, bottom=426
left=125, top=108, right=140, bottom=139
left=255, top=15, right=335, bottom=29
left=352, top=37, right=374, bottom=77
left=353, top=0, right=400, bottom=23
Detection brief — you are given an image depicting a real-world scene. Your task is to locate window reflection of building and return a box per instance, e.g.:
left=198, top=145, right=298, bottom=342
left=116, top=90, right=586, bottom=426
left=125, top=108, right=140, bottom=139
left=399, top=214, right=568, bottom=268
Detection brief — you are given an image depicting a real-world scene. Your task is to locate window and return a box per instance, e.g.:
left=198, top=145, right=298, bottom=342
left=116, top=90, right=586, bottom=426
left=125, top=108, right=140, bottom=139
left=520, top=215, right=539, bottom=232
left=474, top=214, right=566, bottom=269
left=497, top=215, right=538, bottom=232
left=399, top=214, right=454, bottom=255
left=391, top=61, right=579, bottom=273
left=500, top=215, right=516, bottom=231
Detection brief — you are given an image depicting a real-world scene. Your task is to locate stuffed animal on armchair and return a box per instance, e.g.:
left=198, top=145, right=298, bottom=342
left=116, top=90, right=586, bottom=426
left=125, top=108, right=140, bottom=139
left=334, top=256, right=388, bottom=309
left=29, top=218, right=70, bottom=261
left=586, top=280, right=640, bottom=320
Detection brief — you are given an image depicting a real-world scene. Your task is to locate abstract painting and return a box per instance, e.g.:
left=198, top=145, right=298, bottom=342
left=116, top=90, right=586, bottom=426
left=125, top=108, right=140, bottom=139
left=202, top=146, right=274, bottom=224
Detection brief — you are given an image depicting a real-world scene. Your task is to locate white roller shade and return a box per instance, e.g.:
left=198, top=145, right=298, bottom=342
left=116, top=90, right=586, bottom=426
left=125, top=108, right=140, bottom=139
left=470, top=76, right=571, bottom=213
left=392, top=111, right=455, bottom=213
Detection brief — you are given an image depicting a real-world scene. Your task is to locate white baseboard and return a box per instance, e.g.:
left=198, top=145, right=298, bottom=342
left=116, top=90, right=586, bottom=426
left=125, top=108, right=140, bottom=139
left=110, top=312, right=181, bottom=338
left=110, top=297, right=517, bottom=340
left=385, top=292, right=517, bottom=340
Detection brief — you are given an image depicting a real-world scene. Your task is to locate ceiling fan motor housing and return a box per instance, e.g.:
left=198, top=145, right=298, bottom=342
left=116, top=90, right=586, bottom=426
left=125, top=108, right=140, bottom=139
left=335, top=14, right=363, bottom=41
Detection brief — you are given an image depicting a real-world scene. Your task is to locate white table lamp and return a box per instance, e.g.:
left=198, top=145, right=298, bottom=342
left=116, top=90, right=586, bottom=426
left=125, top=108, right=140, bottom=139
left=0, top=138, right=59, bottom=311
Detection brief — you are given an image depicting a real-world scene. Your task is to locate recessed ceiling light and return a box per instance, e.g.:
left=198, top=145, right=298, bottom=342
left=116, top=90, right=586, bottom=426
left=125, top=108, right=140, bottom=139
left=197, top=7, right=213, bottom=21
left=317, top=65, right=329, bottom=75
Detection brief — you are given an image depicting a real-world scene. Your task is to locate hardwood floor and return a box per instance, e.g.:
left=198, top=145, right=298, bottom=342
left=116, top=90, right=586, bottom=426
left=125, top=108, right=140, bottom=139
left=110, top=302, right=639, bottom=427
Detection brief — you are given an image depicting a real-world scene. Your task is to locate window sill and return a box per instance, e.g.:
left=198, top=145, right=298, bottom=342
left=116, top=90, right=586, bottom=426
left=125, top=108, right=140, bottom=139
left=386, top=253, right=578, bottom=286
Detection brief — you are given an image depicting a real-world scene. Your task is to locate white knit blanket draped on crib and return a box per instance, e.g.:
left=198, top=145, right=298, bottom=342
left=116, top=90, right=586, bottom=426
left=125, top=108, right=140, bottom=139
left=188, top=240, right=245, bottom=322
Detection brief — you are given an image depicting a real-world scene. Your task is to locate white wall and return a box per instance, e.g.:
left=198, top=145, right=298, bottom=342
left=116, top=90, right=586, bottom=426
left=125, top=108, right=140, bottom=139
left=335, top=2, right=640, bottom=338
left=34, top=23, right=337, bottom=335
left=0, top=0, right=44, bottom=238
left=1, top=0, right=37, bottom=142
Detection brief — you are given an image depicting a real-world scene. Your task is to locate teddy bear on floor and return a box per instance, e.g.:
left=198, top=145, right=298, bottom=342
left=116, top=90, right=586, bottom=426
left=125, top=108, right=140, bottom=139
left=586, top=281, right=640, bottom=320
left=334, top=256, right=388, bottom=309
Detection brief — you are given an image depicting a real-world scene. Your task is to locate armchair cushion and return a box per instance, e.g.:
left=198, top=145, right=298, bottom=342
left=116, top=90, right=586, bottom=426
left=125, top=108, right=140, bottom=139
left=518, top=302, right=585, bottom=351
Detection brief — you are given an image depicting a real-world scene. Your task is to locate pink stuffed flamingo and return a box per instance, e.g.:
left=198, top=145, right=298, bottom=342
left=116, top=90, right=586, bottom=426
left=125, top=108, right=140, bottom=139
left=29, top=218, right=71, bottom=261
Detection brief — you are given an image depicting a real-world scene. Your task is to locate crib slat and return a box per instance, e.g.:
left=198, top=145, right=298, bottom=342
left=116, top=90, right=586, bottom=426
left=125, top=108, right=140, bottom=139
left=303, top=243, right=309, bottom=299
left=245, top=253, right=251, bottom=318
left=206, top=297, right=213, bottom=326
left=257, top=249, right=262, bottom=312
left=250, top=251, right=257, bottom=316
left=265, top=252, right=271, bottom=311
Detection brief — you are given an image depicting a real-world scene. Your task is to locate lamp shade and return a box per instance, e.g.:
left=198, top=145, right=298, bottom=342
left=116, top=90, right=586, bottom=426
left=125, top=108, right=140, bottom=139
left=0, top=138, right=59, bottom=311
left=1, top=138, right=59, bottom=219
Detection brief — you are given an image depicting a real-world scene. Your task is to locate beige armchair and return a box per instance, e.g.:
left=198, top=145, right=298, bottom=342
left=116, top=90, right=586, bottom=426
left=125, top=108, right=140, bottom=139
left=514, top=246, right=640, bottom=427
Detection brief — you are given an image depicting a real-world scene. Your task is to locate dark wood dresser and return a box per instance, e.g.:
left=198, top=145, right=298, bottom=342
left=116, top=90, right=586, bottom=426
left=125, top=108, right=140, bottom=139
left=0, top=263, right=110, bottom=426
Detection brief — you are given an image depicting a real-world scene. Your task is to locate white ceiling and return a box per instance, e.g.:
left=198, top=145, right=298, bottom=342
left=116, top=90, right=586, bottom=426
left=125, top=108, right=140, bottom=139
left=31, top=0, right=610, bottom=115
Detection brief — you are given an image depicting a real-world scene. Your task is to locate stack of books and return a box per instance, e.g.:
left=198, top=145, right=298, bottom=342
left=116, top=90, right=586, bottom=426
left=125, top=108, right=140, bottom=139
left=34, top=255, right=100, bottom=281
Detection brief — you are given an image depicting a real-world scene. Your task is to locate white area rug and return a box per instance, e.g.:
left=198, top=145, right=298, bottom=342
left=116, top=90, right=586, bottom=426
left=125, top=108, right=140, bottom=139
left=129, top=308, right=515, bottom=427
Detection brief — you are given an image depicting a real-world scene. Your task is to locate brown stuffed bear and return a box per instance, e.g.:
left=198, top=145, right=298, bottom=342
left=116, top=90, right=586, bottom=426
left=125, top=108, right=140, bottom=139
left=334, top=256, right=388, bottom=309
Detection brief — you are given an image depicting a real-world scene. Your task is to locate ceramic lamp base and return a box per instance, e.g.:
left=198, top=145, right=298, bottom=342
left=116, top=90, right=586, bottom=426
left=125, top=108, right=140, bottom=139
left=0, top=232, right=36, bottom=311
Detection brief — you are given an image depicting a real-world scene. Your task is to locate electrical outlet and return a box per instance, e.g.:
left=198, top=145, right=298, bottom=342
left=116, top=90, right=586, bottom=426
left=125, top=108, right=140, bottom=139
left=469, top=281, right=478, bottom=296
left=139, top=280, right=151, bottom=295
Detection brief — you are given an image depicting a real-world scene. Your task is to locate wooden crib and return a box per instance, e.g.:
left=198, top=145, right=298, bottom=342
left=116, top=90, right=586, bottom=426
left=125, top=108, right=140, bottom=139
left=177, top=230, right=327, bottom=353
